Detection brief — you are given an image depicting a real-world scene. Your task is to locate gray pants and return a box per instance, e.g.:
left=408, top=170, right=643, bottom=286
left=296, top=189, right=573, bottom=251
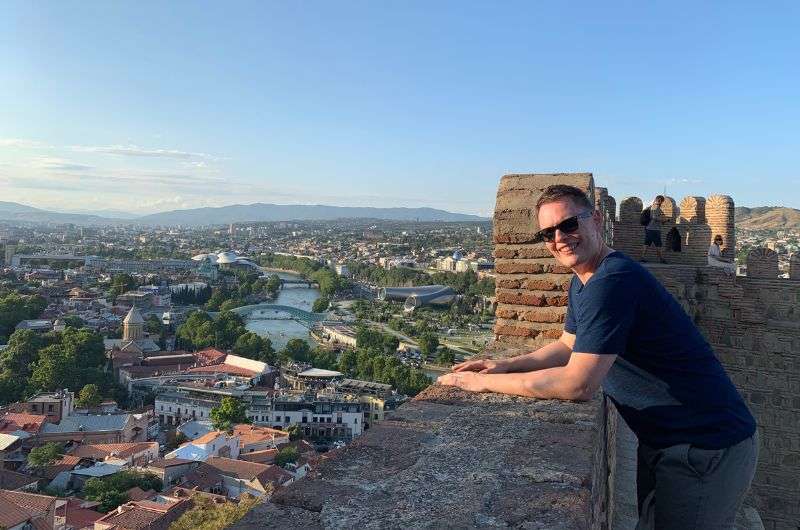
left=636, top=432, right=758, bottom=529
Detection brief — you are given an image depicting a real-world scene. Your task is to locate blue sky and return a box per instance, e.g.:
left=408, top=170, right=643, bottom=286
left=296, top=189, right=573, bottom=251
left=1, top=1, right=798, bottom=216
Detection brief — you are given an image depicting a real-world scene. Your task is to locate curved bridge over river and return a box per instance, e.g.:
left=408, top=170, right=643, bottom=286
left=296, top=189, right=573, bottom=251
left=230, top=303, right=327, bottom=326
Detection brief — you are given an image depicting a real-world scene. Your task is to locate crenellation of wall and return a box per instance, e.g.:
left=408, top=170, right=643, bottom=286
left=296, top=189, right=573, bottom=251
left=706, top=194, right=736, bottom=259
left=747, top=247, right=779, bottom=279
left=609, top=193, right=734, bottom=266
left=492, top=173, right=593, bottom=349
left=790, top=254, right=800, bottom=280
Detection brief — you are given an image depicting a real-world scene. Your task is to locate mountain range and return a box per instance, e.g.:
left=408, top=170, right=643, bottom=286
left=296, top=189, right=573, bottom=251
left=734, top=206, right=800, bottom=230
left=0, top=201, right=486, bottom=226
left=2, top=200, right=797, bottom=229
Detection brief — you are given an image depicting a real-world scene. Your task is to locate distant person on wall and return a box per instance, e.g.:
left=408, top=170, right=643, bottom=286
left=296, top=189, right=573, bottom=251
left=438, top=184, right=757, bottom=529
left=709, top=234, right=736, bottom=275
left=640, top=195, right=667, bottom=264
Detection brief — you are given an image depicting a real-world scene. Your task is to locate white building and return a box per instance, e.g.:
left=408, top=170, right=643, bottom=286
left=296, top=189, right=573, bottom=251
left=164, top=430, right=240, bottom=461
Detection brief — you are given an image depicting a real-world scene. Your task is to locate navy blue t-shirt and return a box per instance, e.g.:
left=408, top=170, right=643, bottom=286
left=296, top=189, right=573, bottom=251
left=564, top=251, right=755, bottom=449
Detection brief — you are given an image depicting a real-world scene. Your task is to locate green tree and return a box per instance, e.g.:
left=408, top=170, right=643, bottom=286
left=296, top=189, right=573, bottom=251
left=145, top=314, right=163, bottom=334
left=0, top=292, right=47, bottom=342
left=0, top=329, right=45, bottom=375
left=281, top=338, right=312, bottom=363
left=265, top=274, right=281, bottom=298
left=76, top=383, right=102, bottom=409
left=436, top=348, right=456, bottom=366
left=219, top=298, right=246, bottom=312
left=84, top=470, right=162, bottom=511
left=214, top=311, right=247, bottom=350
left=109, top=274, right=137, bottom=298
left=418, top=333, right=440, bottom=359
left=95, top=490, right=129, bottom=513
left=312, top=349, right=338, bottom=370
left=337, top=349, right=357, bottom=377
left=232, top=332, right=275, bottom=364
left=27, top=442, right=63, bottom=471
left=28, top=344, right=74, bottom=393
left=210, top=397, right=250, bottom=432
left=275, top=446, right=299, bottom=468
left=286, top=424, right=302, bottom=442
left=168, top=493, right=262, bottom=530
left=312, top=296, right=330, bottom=313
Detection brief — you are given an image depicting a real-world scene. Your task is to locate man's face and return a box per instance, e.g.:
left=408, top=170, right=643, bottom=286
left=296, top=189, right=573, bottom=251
left=655, top=198, right=664, bottom=207
left=537, top=199, right=602, bottom=269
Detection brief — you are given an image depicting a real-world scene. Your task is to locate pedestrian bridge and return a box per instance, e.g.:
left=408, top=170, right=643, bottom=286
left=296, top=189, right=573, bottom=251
left=230, top=303, right=326, bottom=325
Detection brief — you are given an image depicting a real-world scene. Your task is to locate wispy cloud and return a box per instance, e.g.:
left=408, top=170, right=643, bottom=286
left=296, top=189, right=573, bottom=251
left=70, top=144, right=214, bottom=160
left=666, top=177, right=703, bottom=184
left=26, top=156, right=94, bottom=172
left=0, top=138, right=48, bottom=149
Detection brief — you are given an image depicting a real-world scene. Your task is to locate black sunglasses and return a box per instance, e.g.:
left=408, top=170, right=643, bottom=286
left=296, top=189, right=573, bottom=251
left=535, top=211, right=593, bottom=243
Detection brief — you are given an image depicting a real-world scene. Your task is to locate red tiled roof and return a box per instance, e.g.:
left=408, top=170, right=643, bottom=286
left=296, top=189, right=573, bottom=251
left=233, top=424, right=287, bottom=448
left=205, top=456, right=268, bottom=480
left=194, top=348, right=227, bottom=367
left=146, top=458, right=196, bottom=469
left=125, top=487, right=155, bottom=502
left=0, top=413, right=47, bottom=434
left=61, top=498, right=104, bottom=530
left=183, top=463, right=224, bottom=491
left=0, top=489, right=56, bottom=518
left=71, top=442, right=157, bottom=461
left=43, top=454, right=82, bottom=480
left=191, top=431, right=227, bottom=445
left=95, top=497, right=190, bottom=530
left=0, top=495, right=32, bottom=529
left=257, top=465, right=293, bottom=488
left=187, top=363, right=258, bottom=377
left=238, top=448, right=278, bottom=464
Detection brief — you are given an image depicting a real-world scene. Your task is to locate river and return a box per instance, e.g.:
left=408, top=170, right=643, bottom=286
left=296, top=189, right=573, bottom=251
left=245, top=271, right=321, bottom=349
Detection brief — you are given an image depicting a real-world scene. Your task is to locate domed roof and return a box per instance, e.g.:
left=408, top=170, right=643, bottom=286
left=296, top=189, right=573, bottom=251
left=123, top=306, right=145, bottom=325
left=216, top=251, right=239, bottom=264
left=452, top=250, right=464, bottom=261
left=192, top=253, right=217, bottom=263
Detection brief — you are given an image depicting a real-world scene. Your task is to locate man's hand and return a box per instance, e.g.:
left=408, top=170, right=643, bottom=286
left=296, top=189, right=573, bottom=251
left=437, top=371, right=487, bottom=392
left=451, top=358, right=509, bottom=373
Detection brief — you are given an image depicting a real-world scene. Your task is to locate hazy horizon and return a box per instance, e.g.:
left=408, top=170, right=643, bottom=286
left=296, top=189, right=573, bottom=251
left=2, top=1, right=799, bottom=215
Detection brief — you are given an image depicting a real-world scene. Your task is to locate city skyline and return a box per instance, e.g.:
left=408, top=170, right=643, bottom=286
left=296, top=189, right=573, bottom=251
left=2, top=1, right=799, bottom=215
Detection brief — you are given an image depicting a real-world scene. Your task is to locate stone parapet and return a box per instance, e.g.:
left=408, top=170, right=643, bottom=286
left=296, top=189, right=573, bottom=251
left=232, top=384, right=600, bottom=529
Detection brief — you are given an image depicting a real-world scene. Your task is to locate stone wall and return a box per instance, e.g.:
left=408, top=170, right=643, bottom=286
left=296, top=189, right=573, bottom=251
left=491, top=173, right=796, bottom=528
left=614, top=193, right=736, bottom=265
left=646, top=265, right=800, bottom=529
left=492, top=173, right=595, bottom=350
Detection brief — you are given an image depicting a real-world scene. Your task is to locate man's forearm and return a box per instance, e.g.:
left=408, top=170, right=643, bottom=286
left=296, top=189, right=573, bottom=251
left=480, top=367, right=588, bottom=400
left=503, top=340, right=572, bottom=372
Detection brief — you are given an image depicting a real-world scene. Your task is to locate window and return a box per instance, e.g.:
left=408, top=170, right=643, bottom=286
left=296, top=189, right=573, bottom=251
left=302, top=416, right=307, bottom=423
left=354, top=418, right=358, bottom=424
left=48, top=404, right=54, bottom=412
left=160, top=405, right=164, bottom=411
left=337, top=417, right=342, bottom=424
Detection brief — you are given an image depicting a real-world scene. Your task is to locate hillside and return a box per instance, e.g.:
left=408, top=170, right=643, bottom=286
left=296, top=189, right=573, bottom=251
left=734, top=206, right=800, bottom=230
left=0, top=201, right=485, bottom=226
left=135, top=204, right=486, bottom=225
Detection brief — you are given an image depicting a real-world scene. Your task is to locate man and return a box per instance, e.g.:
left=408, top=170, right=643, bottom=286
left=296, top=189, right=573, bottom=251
left=438, top=185, right=757, bottom=529
left=641, top=195, right=667, bottom=263
left=708, top=234, right=736, bottom=275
